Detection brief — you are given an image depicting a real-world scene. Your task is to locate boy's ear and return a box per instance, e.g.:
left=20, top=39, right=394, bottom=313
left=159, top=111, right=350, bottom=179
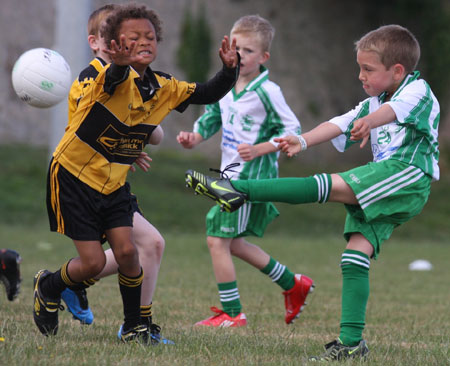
left=393, top=63, right=406, bottom=81
left=88, top=35, right=100, bottom=52
left=261, top=51, right=270, bottom=64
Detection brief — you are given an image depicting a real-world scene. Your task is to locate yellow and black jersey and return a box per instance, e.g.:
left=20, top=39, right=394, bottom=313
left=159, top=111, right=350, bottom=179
left=54, top=60, right=238, bottom=195
left=67, top=57, right=108, bottom=122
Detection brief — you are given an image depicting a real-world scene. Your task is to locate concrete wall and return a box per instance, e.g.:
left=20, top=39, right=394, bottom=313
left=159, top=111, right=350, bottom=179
left=1, top=0, right=447, bottom=165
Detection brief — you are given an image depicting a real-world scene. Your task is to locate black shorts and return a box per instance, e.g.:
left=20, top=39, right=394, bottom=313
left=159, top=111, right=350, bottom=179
left=46, top=160, right=133, bottom=241
left=128, top=184, right=143, bottom=216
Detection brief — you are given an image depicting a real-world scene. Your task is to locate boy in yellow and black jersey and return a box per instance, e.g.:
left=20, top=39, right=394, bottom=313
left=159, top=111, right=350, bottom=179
left=59, top=4, right=170, bottom=344
left=34, top=3, right=239, bottom=343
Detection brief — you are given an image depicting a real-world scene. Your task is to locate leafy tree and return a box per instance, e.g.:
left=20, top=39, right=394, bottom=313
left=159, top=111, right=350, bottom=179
left=176, top=2, right=212, bottom=83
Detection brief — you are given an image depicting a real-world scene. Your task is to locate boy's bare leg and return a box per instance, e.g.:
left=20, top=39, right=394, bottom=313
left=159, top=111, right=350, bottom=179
left=207, top=236, right=235, bottom=283
left=229, top=238, right=269, bottom=269
left=329, top=174, right=359, bottom=205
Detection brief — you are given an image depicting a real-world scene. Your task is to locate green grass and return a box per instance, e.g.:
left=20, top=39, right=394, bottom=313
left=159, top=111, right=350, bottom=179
left=0, top=145, right=449, bottom=365
left=0, top=228, right=449, bottom=365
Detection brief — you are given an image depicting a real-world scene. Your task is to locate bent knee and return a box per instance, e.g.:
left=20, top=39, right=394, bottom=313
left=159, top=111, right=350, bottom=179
left=148, top=233, right=165, bottom=255
left=137, top=233, right=165, bottom=259
left=153, top=235, right=165, bottom=257
left=82, top=260, right=105, bottom=278
left=206, top=236, right=229, bottom=252
left=114, top=244, right=138, bottom=264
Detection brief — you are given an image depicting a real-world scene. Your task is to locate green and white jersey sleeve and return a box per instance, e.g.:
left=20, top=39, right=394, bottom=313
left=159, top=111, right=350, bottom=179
left=329, top=71, right=440, bottom=181
left=194, top=66, right=301, bottom=180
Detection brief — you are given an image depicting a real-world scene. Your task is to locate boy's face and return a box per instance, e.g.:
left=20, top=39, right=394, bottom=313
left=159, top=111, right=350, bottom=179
left=357, top=50, right=401, bottom=97
left=232, top=32, right=269, bottom=80
left=118, top=18, right=158, bottom=74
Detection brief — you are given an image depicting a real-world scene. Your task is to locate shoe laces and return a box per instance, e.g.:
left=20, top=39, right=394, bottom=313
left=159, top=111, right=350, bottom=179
left=209, top=163, right=240, bottom=179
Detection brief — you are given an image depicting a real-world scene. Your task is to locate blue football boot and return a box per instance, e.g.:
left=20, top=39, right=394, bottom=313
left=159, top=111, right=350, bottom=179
left=61, top=288, right=94, bottom=325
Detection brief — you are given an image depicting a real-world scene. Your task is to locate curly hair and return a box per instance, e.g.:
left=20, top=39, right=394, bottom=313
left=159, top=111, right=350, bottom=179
left=101, top=2, right=163, bottom=48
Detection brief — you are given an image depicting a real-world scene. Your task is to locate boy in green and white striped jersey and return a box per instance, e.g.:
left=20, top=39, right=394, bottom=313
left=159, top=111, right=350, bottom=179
left=185, top=24, right=440, bottom=361
left=178, top=15, right=314, bottom=328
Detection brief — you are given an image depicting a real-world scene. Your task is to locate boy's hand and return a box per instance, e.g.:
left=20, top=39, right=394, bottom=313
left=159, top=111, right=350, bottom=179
left=130, top=151, right=152, bottom=172
left=105, top=35, right=146, bottom=66
left=177, top=131, right=201, bottom=149
left=237, top=143, right=257, bottom=161
left=219, top=36, right=238, bottom=68
left=350, top=118, right=371, bottom=148
left=274, top=135, right=302, bottom=157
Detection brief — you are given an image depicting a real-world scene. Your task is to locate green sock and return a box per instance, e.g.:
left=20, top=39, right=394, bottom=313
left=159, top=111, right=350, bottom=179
left=261, top=257, right=295, bottom=291
left=218, top=281, right=242, bottom=317
left=231, top=174, right=332, bottom=204
left=339, top=250, right=370, bottom=347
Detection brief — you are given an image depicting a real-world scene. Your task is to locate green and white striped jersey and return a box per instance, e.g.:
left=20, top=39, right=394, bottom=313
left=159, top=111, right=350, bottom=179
left=330, top=71, right=440, bottom=181
left=194, top=66, right=301, bottom=180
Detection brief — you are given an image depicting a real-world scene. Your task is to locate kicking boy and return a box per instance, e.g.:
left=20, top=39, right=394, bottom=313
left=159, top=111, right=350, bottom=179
left=60, top=4, right=169, bottom=344
left=185, top=24, right=439, bottom=360
left=178, top=15, right=313, bottom=327
left=34, top=3, right=239, bottom=343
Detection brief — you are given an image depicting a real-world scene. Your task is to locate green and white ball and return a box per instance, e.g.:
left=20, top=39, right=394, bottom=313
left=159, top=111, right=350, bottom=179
left=11, top=48, right=72, bottom=108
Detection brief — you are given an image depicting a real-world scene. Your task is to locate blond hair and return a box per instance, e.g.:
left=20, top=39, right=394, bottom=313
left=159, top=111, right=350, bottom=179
left=231, top=15, right=275, bottom=52
left=87, top=4, right=118, bottom=36
left=355, top=24, right=420, bottom=73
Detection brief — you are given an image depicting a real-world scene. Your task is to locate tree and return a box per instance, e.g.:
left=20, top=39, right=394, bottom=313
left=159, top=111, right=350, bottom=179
left=176, top=2, right=212, bottom=83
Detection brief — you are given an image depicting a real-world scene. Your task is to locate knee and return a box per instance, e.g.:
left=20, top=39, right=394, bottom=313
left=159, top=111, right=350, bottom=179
left=152, top=234, right=165, bottom=259
left=81, top=256, right=105, bottom=278
left=229, top=245, right=239, bottom=256
left=114, top=242, right=138, bottom=265
left=149, top=232, right=165, bottom=258
left=206, top=236, right=224, bottom=252
left=138, top=233, right=165, bottom=261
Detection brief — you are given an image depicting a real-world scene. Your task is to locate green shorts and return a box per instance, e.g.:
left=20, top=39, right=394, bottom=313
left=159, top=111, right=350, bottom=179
left=338, top=160, right=431, bottom=258
left=206, top=202, right=279, bottom=238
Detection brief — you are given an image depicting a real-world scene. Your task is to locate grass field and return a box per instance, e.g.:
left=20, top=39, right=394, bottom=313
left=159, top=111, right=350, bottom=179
left=0, top=145, right=449, bottom=365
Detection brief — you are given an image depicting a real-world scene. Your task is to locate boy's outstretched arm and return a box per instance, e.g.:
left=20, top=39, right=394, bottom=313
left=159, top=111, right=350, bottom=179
left=178, top=36, right=239, bottom=109
left=275, top=122, right=342, bottom=157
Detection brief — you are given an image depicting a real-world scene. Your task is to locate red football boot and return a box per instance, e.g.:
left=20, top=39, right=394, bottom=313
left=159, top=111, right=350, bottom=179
left=283, top=274, right=314, bottom=324
left=195, top=306, right=247, bottom=327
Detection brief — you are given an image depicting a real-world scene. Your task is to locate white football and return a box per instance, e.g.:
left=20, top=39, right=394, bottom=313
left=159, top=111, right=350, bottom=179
left=11, top=48, right=72, bottom=108
left=408, top=259, right=433, bottom=271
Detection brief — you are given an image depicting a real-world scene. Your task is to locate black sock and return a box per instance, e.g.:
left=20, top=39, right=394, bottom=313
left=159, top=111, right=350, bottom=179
left=118, top=268, right=144, bottom=331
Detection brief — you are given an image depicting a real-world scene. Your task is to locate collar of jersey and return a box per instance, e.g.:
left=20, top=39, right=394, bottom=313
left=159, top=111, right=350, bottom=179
left=96, top=57, right=108, bottom=67
left=232, top=65, right=269, bottom=99
left=378, top=70, right=420, bottom=103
